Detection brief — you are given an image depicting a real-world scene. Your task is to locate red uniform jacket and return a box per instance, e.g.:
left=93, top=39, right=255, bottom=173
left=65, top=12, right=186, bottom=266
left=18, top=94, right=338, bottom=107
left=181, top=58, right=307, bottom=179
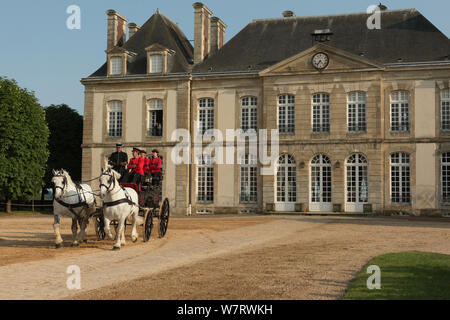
left=149, top=156, right=162, bottom=173
left=127, top=157, right=144, bottom=175
left=143, top=157, right=150, bottom=174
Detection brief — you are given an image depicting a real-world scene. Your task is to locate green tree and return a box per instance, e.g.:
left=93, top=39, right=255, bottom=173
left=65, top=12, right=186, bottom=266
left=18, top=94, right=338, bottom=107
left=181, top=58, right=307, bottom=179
left=43, top=104, right=83, bottom=197
left=0, top=77, right=49, bottom=213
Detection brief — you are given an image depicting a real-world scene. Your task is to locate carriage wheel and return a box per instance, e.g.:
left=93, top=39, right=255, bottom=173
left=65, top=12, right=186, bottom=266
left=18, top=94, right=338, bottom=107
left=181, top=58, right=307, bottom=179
left=143, top=209, right=153, bottom=242
left=95, top=215, right=106, bottom=241
left=158, top=198, right=170, bottom=238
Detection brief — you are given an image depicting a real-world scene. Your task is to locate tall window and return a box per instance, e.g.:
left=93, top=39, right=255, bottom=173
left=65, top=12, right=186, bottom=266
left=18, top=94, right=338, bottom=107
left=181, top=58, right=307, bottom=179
left=441, top=89, right=450, bottom=131
left=441, top=152, right=450, bottom=203
left=240, top=154, right=257, bottom=203
left=390, top=153, right=411, bottom=203
left=312, top=93, right=330, bottom=133
left=276, top=154, right=297, bottom=202
left=148, top=99, right=163, bottom=137
left=198, top=98, right=214, bottom=135
left=110, top=56, right=122, bottom=75
left=197, top=155, right=214, bottom=202
left=241, top=96, right=258, bottom=132
left=390, top=91, right=410, bottom=132
left=348, top=91, right=367, bottom=132
left=108, top=101, right=122, bottom=137
left=310, top=154, right=332, bottom=203
left=346, top=154, right=369, bottom=203
left=150, top=54, right=163, bottom=73
left=278, top=95, right=295, bottom=134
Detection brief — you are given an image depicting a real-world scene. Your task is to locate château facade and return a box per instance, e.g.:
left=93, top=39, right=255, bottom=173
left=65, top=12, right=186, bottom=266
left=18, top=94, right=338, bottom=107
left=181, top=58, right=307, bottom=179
left=81, top=3, right=450, bottom=216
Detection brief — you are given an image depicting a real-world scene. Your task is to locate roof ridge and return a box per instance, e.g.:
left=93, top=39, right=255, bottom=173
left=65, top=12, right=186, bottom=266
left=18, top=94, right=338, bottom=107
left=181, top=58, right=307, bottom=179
left=251, top=8, right=418, bottom=23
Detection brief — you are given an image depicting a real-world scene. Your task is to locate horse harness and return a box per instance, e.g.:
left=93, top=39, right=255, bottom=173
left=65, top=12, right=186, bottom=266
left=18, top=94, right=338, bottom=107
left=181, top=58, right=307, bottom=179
left=100, top=171, right=137, bottom=208
left=54, top=174, right=91, bottom=219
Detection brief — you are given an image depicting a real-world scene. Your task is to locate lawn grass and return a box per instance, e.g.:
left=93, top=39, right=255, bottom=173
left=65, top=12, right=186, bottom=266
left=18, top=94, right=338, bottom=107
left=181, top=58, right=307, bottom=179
left=344, top=251, right=450, bottom=300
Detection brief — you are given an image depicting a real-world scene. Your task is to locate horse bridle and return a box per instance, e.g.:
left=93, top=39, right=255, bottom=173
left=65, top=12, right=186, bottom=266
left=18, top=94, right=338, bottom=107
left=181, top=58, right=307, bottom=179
left=99, top=170, right=116, bottom=192
left=53, top=174, right=67, bottom=195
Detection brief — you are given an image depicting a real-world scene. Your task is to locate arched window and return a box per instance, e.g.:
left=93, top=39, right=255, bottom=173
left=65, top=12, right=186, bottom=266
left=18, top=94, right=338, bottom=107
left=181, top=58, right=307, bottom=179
left=346, top=154, right=369, bottom=204
left=278, top=95, right=295, bottom=134
left=240, top=154, right=257, bottom=203
left=348, top=91, right=367, bottom=132
left=441, top=89, right=450, bottom=131
left=198, top=98, right=214, bottom=135
left=441, top=152, right=450, bottom=202
left=197, top=154, right=214, bottom=202
left=276, top=154, right=297, bottom=203
left=148, top=99, right=163, bottom=137
left=241, top=96, right=257, bottom=132
left=108, top=100, right=122, bottom=137
left=390, top=91, right=410, bottom=132
left=310, top=154, right=332, bottom=204
left=312, top=93, right=330, bottom=133
left=390, top=153, right=411, bottom=203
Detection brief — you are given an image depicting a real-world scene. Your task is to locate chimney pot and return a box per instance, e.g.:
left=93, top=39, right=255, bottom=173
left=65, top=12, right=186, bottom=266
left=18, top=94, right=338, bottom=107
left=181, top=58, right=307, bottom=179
left=128, top=23, right=140, bottom=39
left=106, top=9, right=128, bottom=50
left=282, top=10, right=295, bottom=18
left=193, top=2, right=213, bottom=64
left=210, top=17, right=226, bottom=56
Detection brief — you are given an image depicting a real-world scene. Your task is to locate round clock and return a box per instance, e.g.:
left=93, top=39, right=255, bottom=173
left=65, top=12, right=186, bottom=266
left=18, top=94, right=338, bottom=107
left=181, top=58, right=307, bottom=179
left=312, top=52, right=329, bottom=70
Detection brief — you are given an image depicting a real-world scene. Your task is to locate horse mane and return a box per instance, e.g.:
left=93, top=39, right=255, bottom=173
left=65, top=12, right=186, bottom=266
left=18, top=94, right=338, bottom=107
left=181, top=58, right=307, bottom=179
left=61, top=169, right=75, bottom=186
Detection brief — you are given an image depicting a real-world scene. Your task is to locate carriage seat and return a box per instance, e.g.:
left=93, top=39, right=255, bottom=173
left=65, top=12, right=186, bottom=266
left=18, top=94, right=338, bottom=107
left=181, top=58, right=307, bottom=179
left=119, top=182, right=141, bottom=193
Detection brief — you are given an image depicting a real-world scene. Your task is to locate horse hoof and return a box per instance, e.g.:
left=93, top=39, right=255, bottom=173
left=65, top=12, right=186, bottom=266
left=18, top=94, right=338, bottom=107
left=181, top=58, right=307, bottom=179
left=112, top=246, right=120, bottom=251
left=132, top=237, right=138, bottom=243
left=55, top=243, right=63, bottom=249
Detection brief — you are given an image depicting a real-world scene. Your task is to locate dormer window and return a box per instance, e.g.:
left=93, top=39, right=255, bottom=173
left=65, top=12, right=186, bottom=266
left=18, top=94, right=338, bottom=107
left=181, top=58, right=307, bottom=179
left=110, top=56, right=123, bottom=75
left=105, top=47, right=135, bottom=77
left=150, top=54, right=163, bottom=73
left=145, top=43, right=174, bottom=75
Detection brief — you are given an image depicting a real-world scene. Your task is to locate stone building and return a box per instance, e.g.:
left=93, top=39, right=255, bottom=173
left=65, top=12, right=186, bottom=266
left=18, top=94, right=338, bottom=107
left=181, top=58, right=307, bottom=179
left=81, top=3, right=450, bottom=216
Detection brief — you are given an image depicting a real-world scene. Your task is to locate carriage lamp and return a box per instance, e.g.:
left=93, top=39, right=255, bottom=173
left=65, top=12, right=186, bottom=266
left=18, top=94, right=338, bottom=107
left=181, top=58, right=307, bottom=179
left=299, top=161, right=305, bottom=169
left=334, top=161, right=341, bottom=169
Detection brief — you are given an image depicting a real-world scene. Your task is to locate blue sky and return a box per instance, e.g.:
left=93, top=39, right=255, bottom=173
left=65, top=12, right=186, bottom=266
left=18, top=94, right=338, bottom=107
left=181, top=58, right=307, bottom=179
left=1, top=0, right=449, bottom=115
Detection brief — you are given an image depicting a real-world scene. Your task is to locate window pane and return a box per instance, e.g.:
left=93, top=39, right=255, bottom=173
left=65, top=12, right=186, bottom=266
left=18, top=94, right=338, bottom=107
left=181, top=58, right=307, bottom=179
left=390, top=153, right=411, bottom=203
left=278, top=95, right=295, bottom=133
left=110, top=57, right=122, bottom=75
left=150, top=55, right=163, bottom=73
left=391, top=91, right=409, bottom=132
left=312, top=93, right=330, bottom=133
left=348, top=92, right=366, bottom=132
left=441, top=90, right=450, bottom=131
left=108, top=101, right=122, bottom=137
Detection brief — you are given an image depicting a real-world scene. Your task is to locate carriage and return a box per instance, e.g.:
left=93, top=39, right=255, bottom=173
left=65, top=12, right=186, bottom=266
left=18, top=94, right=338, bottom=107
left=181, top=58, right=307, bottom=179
left=94, top=172, right=170, bottom=243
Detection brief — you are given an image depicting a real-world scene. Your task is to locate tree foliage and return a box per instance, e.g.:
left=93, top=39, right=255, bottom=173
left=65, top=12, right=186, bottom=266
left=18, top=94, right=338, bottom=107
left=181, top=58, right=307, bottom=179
left=0, top=77, right=49, bottom=201
left=43, top=104, right=83, bottom=187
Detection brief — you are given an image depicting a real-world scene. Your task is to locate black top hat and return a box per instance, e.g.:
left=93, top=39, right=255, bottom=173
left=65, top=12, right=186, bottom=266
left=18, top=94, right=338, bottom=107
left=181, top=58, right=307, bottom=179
left=152, top=149, right=159, bottom=154
left=132, top=147, right=141, bottom=153
left=116, top=143, right=123, bottom=148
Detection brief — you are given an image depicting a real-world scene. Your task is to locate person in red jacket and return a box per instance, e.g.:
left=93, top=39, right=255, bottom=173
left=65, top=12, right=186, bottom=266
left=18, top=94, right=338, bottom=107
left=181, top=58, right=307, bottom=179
left=149, top=149, right=162, bottom=187
left=122, top=147, right=144, bottom=184
left=140, top=149, right=150, bottom=175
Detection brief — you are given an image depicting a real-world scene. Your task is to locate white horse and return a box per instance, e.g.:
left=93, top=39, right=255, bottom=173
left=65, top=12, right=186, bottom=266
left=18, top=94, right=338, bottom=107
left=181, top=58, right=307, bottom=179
left=52, top=169, right=97, bottom=248
left=99, top=167, right=139, bottom=250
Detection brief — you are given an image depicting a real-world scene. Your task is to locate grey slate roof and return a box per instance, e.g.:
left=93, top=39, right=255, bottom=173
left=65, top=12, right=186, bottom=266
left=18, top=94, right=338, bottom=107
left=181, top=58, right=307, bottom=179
left=193, top=9, right=450, bottom=73
left=90, top=12, right=193, bottom=77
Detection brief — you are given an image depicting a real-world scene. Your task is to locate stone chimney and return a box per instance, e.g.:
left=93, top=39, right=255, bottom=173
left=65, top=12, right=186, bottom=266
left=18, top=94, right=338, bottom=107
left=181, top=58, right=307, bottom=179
left=193, top=2, right=213, bottom=64
left=106, top=9, right=128, bottom=50
left=282, top=10, right=295, bottom=18
left=210, top=17, right=226, bottom=55
left=128, top=23, right=140, bottom=39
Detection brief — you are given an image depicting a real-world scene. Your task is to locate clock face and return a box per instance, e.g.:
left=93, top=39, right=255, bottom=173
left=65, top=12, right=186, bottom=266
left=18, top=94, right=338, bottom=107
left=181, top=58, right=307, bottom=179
left=312, top=52, right=329, bottom=70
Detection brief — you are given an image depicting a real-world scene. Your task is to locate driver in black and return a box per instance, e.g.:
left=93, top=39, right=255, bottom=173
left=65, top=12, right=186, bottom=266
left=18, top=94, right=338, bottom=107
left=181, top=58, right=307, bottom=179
left=108, top=143, right=128, bottom=179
